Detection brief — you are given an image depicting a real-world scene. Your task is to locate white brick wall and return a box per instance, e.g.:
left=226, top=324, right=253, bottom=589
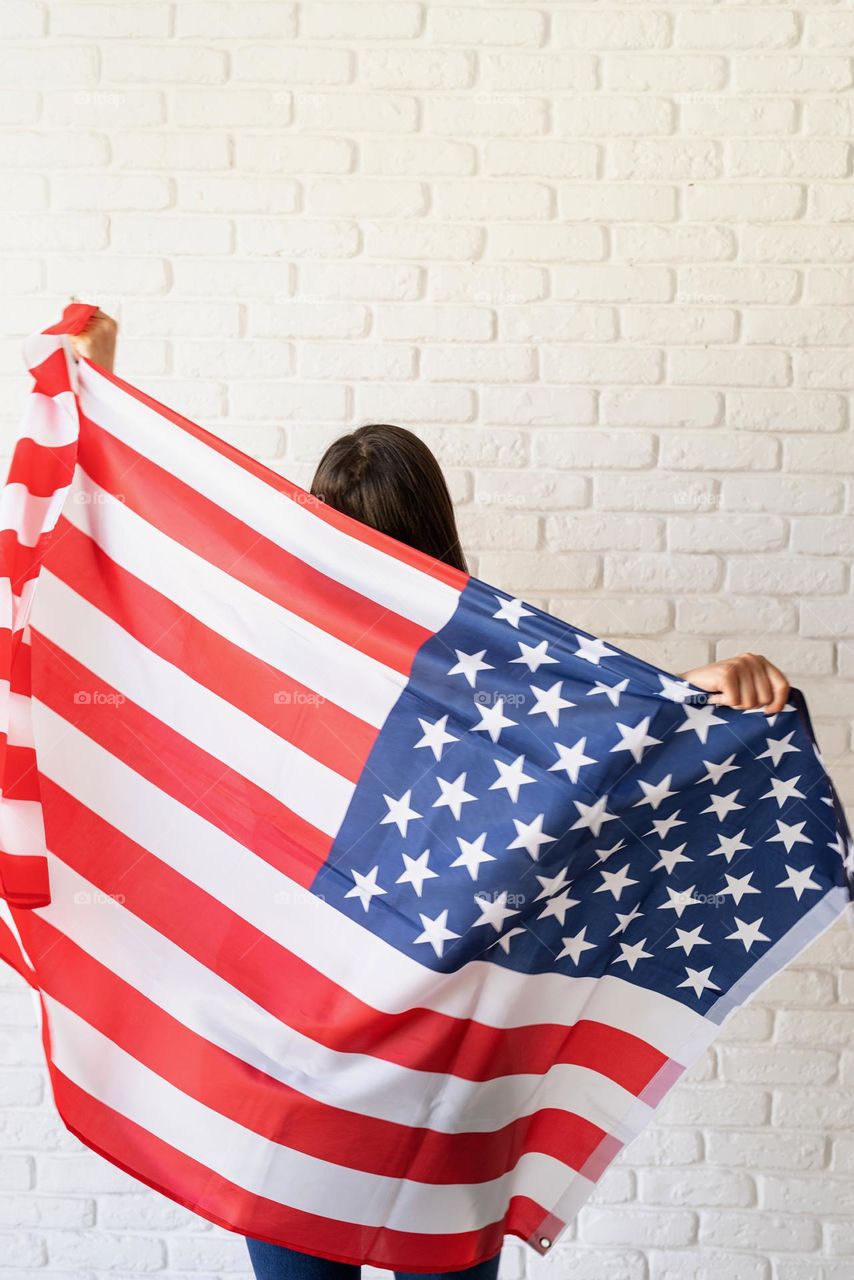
left=0, top=2, right=853, bottom=1276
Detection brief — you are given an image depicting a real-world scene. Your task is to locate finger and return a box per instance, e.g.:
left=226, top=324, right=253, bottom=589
left=714, top=664, right=744, bottom=709
left=763, top=663, right=790, bottom=715
left=735, top=660, right=759, bottom=708
left=747, top=655, right=775, bottom=710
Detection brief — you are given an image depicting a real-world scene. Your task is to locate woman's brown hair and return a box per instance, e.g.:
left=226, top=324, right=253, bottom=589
left=310, top=423, right=468, bottom=574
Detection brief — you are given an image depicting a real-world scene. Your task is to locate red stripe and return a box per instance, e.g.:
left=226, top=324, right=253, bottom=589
left=1, top=743, right=41, bottom=801
left=0, top=853, right=49, bottom=908
left=36, top=771, right=665, bottom=1093
left=42, top=301, right=100, bottom=338
left=0, top=528, right=54, bottom=596
left=21, top=911, right=610, bottom=1183
left=86, top=360, right=469, bottom=592
left=8, top=629, right=32, bottom=694
left=42, top=514, right=376, bottom=784
left=5, top=437, right=77, bottom=498
left=31, top=635, right=334, bottom=884
left=28, top=349, right=73, bottom=400
left=46, top=1065, right=513, bottom=1273
left=76, top=414, right=433, bottom=678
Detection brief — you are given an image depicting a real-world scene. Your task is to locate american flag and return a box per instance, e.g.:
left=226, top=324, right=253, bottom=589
left=1, top=303, right=852, bottom=1270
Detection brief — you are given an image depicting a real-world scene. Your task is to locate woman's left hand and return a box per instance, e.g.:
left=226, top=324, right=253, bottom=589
left=681, top=652, right=791, bottom=714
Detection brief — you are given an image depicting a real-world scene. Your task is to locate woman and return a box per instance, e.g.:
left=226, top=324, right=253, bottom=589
left=70, top=309, right=791, bottom=1279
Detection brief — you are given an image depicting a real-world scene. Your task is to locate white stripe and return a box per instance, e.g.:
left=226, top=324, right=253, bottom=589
left=38, top=856, right=648, bottom=1142
left=30, top=702, right=711, bottom=1058
left=31, top=570, right=354, bottom=839
left=44, top=990, right=594, bottom=1235
left=60, top=467, right=405, bottom=730
left=77, top=361, right=461, bottom=635
left=0, top=896, right=30, bottom=966
left=0, top=578, right=11, bottom=631
left=0, top=798, right=46, bottom=858
left=17, top=389, right=79, bottom=448
left=0, top=483, right=70, bottom=549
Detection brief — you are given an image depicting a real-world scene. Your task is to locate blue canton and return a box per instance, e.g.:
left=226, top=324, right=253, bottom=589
left=311, top=578, right=853, bottom=1015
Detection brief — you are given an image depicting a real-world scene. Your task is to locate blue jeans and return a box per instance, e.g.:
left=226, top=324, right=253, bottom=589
left=245, top=1238, right=502, bottom=1280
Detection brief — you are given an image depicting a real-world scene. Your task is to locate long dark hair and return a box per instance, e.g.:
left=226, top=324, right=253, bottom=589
left=310, top=423, right=468, bottom=574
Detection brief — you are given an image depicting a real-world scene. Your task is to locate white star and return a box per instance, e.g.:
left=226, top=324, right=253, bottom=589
left=761, top=775, right=805, bottom=808
left=659, top=884, right=701, bottom=917
left=345, top=865, right=386, bottom=912
left=493, top=594, right=534, bottom=628
left=490, top=753, right=535, bottom=803
left=776, top=863, right=822, bottom=899
left=667, top=925, right=710, bottom=956
left=701, top=789, right=745, bottom=821
left=611, top=716, right=662, bottom=764
left=658, top=673, right=700, bottom=703
left=534, top=867, right=571, bottom=900
left=595, top=837, right=627, bottom=863
left=507, top=813, right=557, bottom=860
left=595, top=863, right=638, bottom=902
left=537, top=888, right=579, bottom=926
left=448, top=648, right=493, bottom=687
left=678, top=966, right=720, bottom=998
left=495, top=927, right=526, bottom=954
left=613, top=938, right=653, bottom=971
left=589, top=677, right=629, bottom=707
left=381, top=789, right=421, bottom=837
left=396, top=850, right=438, bottom=897
left=511, top=639, right=558, bottom=673
left=701, top=753, right=740, bottom=786
left=414, top=909, right=460, bottom=958
left=415, top=714, right=458, bottom=762
left=451, top=832, right=495, bottom=881
left=677, top=702, right=728, bottom=744
left=720, top=871, right=760, bottom=906
left=557, top=926, right=597, bottom=964
left=433, top=771, right=477, bottom=820
left=768, top=819, right=813, bottom=854
left=549, top=737, right=596, bottom=784
left=635, top=774, right=676, bottom=811
left=745, top=701, right=796, bottom=726
left=758, top=731, right=800, bottom=768
left=472, top=891, right=520, bottom=932
left=571, top=794, right=618, bottom=837
left=652, top=842, right=692, bottom=874
left=648, top=811, right=686, bottom=840
left=529, top=679, right=574, bottom=727
left=471, top=695, right=516, bottom=744
left=726, top=916, right=770, bottom=951
left=709, top=829, right=751, bottom=863
left=574, top=634, right=618, bottom=666
left=610, top=903, right=643, bottom=935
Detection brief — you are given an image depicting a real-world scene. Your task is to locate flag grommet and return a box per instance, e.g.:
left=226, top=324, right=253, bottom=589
left=539, top=1238, right=551, bottom=1249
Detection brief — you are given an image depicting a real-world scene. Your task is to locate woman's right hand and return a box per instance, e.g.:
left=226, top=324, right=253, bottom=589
left=68, top=308, right=118, bottom=374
